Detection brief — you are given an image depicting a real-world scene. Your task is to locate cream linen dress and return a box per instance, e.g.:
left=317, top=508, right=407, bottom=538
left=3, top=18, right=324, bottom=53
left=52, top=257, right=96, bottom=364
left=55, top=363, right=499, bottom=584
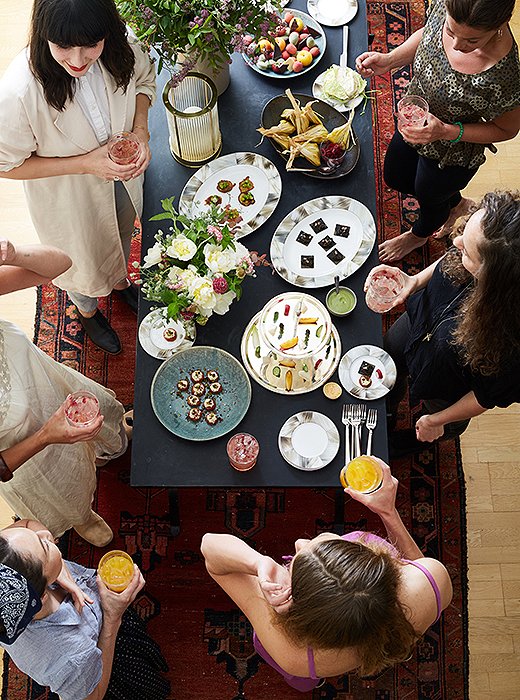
left=0, top=319, right=126, bottom=536
left=0, top=37, right=156, bottom=297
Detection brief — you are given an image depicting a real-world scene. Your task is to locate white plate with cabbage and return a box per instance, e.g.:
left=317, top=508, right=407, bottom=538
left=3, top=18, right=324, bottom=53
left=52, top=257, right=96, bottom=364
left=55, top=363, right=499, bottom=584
left=313, top=65, right=366, bottom=112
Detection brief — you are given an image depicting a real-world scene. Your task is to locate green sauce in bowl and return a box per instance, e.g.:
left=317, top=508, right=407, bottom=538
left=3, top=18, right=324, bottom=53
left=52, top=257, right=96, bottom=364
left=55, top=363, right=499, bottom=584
left=326, top=286, right=357, bottom=317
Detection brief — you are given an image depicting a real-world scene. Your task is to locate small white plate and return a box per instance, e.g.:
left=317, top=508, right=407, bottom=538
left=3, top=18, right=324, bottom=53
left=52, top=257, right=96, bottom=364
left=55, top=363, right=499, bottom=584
left=307, top=0, right=358, bottom=27
left=139, top=309, right=196, bottom=360
left=313, top=71, right=364, bottom=113
left=339, top=345, right=397, bottom=400
left=278, top=411, right=340, bottom=470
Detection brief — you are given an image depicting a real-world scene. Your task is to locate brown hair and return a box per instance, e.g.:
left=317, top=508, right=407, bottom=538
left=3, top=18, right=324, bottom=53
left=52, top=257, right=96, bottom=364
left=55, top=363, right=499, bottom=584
left=443, top=190, right=520, bottom=375
left=276, top=538, right=417, bottom=677
left=445, top=0, right=515, bottom=30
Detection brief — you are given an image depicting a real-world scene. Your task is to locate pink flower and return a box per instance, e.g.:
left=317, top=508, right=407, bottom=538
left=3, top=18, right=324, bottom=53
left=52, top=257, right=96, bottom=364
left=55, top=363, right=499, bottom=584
left=208, top=225, right=223, bottom=242
left=212, top=276, right=229, bottom=294
left=181, top=310, right=195, bottom=320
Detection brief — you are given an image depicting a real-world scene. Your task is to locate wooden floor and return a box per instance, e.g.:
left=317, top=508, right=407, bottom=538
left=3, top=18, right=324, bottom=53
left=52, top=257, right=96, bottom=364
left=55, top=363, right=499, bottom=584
left=0, top=2, right=519, bottom=697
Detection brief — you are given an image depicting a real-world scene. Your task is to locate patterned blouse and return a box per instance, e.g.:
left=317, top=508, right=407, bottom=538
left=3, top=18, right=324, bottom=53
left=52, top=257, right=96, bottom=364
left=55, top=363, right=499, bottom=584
left=407, top=0, right=520, bottom=169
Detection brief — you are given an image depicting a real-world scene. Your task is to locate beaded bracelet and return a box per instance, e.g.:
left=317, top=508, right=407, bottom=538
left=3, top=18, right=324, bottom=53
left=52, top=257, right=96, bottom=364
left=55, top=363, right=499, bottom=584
left=450, top=121, right=464, bottom=144
left=0, top=454, right=13, bottom=482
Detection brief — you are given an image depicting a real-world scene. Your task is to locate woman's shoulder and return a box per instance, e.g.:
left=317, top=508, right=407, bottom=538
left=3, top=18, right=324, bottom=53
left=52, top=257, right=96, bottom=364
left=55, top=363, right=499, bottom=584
left=0, top=49, right=37, bottom=101
left=399, top=557, right=452, bottom=632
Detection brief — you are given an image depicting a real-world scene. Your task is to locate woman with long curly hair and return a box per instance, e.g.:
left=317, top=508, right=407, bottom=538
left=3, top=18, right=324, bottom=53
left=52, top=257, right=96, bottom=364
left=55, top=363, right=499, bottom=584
left=201, top=461, right=452, bottom=690
left=366, top=190, right=520, bottom=455
left=0, top=0, right=156, bottom=354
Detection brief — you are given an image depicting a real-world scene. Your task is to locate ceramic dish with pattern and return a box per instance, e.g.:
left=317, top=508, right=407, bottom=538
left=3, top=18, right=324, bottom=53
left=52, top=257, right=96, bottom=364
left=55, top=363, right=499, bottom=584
left=241, top=312, right=342, bottom=394
left=312, top=71, right=364, bottom=112
left=260, top=94, right=360, bottom=179
left=151, top=346, right=251, bottom=440
left=271, top=196, right=376, bottom=288
left=307, top=0, right=358, bottom=26
left=242, top=10, right=326, bottom=80
left=138, top=309, right=196, bottom=360
left=179, top=152, right=282, bottom=238
left=339, top=344, right=397, bottom=400
left=278, top=411, right=340, bottom=470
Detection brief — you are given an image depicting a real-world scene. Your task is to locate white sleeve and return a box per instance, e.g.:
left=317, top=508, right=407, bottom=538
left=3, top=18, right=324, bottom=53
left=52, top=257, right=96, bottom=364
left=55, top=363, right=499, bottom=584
left=0, top=55, right=38, bottom=170
left=129, top=36, right=157, bottom=106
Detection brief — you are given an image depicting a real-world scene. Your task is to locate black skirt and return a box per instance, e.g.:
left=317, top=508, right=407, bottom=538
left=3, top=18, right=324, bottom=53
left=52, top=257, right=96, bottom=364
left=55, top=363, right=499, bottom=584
left=105, top=608, right=171, bottom=700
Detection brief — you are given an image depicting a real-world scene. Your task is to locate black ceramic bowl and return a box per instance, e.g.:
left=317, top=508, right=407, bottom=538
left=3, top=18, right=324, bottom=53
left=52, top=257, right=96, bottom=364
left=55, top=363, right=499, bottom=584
left=260, top=93, right=360, bottom=179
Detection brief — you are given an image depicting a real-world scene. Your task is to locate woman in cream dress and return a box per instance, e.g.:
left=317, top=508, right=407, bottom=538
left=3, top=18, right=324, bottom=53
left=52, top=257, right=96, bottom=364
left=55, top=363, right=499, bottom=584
left=0, top=239, right=127, bottom=546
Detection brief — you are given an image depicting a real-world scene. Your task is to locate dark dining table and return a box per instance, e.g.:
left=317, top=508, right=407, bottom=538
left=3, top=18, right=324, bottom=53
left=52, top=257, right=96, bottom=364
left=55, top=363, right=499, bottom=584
left=131, top=0, right=388, bottom=489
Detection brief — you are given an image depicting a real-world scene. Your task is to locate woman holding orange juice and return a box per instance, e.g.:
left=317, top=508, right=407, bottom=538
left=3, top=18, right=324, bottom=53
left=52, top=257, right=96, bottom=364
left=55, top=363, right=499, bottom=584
left=202, top=460, right=452, bottom=691
left=0, top=518, right=170, bottom=700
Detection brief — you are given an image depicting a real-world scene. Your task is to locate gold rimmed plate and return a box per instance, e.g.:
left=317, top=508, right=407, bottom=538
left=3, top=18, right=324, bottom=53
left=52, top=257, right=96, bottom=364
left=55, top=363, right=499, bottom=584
left=278, top=411, right=340, bottom=470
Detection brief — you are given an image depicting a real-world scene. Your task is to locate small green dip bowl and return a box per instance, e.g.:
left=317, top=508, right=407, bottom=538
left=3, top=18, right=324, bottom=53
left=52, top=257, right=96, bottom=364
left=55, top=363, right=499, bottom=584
left=325, top=286, right=357, bottom=317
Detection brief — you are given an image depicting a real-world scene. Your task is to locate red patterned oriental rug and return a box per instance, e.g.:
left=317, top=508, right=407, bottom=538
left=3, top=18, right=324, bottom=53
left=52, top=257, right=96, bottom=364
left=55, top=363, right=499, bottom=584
left=2, top=3, right=468, bottom=699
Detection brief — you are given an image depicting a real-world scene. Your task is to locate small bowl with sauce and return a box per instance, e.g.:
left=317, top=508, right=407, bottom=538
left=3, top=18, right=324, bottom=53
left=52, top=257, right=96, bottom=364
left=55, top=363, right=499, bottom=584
left=326, top=286, right=357, bottom=317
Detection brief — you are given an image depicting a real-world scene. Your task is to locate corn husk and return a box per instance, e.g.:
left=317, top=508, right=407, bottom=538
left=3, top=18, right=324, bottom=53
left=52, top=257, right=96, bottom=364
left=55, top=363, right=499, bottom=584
left=285, top=138, right=321, bottom=168
left=292, top=124, right=328, bottom=144
left=326, top=109, right=355, bottom=150
left=301, top=101, right=324, bottom=126
left=257, top=120, right=295, bottom=138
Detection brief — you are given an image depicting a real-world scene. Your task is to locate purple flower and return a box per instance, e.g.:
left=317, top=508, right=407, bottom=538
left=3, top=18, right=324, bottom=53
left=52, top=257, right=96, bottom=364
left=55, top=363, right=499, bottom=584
left=212, top=277, right=229, bottom=294
left=200, top=9, right=209, bottom=18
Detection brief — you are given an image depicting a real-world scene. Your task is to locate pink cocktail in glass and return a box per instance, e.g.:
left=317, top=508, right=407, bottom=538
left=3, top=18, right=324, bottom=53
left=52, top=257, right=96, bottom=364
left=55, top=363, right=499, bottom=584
left=397, top=95, right=428, bottom=127
left=64, top=391, right=100, bottom=427
left=226, top=433, right=259, bottom=471
left=107, top=131, right=141, bottom=165
left=365, top=268, right=405, bottom=313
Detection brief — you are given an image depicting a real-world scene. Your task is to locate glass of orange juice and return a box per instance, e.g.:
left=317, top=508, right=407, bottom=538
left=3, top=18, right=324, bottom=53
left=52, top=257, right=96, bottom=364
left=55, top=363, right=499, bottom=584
left=340, top=456, right=383, bottom=493
left=98, top=550, right=134, bottom=592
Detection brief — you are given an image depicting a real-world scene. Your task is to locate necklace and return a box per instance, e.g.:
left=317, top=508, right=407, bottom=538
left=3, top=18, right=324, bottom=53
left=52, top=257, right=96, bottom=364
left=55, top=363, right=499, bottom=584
left=421, top=283, right=472, bottom=343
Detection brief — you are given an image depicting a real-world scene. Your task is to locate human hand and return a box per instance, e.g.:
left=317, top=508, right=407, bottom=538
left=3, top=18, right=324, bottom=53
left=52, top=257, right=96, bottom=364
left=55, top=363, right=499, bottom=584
left=257, top=556, right=292, bottom=614
left=415, top=414, right=445, bottom=442
left=81, top=144, right=139, bottom=182
left=398, top=112, right=448, bottom=145
left=344, top=459, right=398, bottom=517
left=0, top=239, right=17, bottom=265
left=97, top=565, right=145, bottom=623
left=129, top=129, right=151, bottom=179
left=39, top=404, right=104, bottom=446
left=364, top=264, right=416, bottom=308
left=56, top=562, right=94, bottom=613
left=355, top=51, right=391, bottom=78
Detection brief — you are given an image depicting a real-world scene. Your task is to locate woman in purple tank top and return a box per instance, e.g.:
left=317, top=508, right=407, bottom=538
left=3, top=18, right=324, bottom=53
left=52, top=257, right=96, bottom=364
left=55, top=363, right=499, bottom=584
left=201, top=459, right=453, bottom=691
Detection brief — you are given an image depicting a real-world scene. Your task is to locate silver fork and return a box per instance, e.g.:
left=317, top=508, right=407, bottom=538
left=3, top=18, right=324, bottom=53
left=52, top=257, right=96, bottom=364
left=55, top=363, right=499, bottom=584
left=365, top=408, right=377, bottom=456
left=350, top=404, right=364, bottom=458
left=341, top=404, right=352, bottom=464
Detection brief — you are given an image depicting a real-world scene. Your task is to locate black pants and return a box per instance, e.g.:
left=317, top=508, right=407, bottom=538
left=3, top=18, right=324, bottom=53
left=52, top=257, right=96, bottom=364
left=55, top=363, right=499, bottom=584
left=384, top=312, right=471, bottom=440
left=383, top=130, right=478, bottom=237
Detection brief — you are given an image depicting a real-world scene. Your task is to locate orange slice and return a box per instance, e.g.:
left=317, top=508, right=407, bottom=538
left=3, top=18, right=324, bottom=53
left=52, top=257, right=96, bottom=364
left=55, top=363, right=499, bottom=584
left=285, top=370, right=293, bottom=391
left=280, top=337, right=298, bottom=350
left=280, top=359, right=296, bottom=368
left=298, top=317, right=319, bottom=324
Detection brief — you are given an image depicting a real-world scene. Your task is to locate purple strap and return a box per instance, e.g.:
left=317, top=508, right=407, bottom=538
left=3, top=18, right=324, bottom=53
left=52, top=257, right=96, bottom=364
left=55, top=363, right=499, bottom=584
left=403, top=560, right=443, bottom=622
left=307, top=646, right=318, bottom=679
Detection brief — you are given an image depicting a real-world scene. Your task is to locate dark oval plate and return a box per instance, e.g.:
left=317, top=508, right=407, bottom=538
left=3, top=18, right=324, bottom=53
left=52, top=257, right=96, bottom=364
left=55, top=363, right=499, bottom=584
left=260, top=93, right=360, bottom=179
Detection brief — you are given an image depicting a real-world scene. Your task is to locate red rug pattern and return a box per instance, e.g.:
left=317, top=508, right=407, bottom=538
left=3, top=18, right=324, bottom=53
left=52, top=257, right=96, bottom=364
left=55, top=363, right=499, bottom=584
left=2, top=3, right=468, bottom=699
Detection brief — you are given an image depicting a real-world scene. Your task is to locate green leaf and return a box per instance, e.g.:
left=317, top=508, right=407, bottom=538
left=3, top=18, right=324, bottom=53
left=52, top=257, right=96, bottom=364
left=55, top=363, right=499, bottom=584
left=149, top=212, right=173, bottom=221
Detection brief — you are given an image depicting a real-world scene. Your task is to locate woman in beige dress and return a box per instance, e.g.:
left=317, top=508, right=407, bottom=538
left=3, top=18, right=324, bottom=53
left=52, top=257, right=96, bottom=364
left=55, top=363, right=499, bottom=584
left=0, top=239, right=128, bottom=546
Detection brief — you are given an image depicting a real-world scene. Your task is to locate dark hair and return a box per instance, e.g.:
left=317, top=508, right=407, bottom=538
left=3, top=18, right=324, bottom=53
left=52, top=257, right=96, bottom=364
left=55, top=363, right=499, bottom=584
left=29, top=0, right=135, bottom=111
left=276, top=538, right=417, bottom=677
left=443, top=190, right=520, bottom=374
left=445, top=0, right=515, bottom=30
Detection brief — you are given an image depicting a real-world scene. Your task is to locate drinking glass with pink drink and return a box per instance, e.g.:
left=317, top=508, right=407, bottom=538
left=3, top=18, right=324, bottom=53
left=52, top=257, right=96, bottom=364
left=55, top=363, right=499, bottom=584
left=227, top=433, right=259, bottom=471
left=64, top=391, right=100, bottom=427
left=107, top=131, right=141, bottom=165
left=397, top=95, right=428, bottom=128
left=365, top=268, right=405, bottom=313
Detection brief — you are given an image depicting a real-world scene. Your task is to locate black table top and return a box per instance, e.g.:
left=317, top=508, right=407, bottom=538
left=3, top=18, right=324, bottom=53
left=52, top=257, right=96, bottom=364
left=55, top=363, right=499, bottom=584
left=131, top=0, right=388, bottom=487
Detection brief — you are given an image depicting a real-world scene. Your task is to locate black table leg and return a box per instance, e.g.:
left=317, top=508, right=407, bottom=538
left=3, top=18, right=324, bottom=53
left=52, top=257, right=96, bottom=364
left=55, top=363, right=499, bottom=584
left=168, top=488, right=181, bottom=537
left=332, top=488, right=345, bottom=534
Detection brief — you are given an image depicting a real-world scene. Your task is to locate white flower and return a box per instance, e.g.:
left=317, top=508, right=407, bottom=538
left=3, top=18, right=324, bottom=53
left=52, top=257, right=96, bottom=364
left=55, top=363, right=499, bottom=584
left=188, top=275, right=217, bottom=316
left=166, top=236, right=197, bottom=261
left=233, top=241, right=251, bottom=263
left=213, top=290, right=236, bottom=315
left=204, top=243, right=238, bottom=274
left=142, top=241, right=163, bottom=268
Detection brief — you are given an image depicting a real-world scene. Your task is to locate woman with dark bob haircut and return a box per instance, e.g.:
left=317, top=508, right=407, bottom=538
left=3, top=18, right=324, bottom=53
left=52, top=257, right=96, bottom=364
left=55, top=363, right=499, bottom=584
left=0, top=518, right=170, bottom=699
left=0, top=0, right=156, bottom=354
left=202, top=461, right=452, bottom=690
left=356, top=0, right=520, bottom=261
left=366, top=190, right=520, bottom=455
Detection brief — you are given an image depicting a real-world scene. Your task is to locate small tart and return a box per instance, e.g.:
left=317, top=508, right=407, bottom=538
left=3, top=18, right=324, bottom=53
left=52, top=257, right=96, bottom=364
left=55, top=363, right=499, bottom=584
left=209, top=382, right=222, bottom=394
left=323, top=382, right=342, bottom=400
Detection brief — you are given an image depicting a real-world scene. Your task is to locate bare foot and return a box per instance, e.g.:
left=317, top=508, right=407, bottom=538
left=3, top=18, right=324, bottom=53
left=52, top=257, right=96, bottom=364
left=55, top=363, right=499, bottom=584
left=432, top=197, right=475, bottom=239
left=378, top=231, right=427, bottom=262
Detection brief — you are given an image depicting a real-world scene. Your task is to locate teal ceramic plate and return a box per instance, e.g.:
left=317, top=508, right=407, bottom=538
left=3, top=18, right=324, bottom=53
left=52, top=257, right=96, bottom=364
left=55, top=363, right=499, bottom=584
left=151, top=346, right=252, bottom=441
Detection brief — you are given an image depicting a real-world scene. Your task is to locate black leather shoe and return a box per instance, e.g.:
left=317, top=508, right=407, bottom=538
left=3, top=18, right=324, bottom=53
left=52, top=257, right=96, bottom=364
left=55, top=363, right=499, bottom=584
left=78, top=310, right=122, bottom=354
left=115, top=283, right=138, bottom=313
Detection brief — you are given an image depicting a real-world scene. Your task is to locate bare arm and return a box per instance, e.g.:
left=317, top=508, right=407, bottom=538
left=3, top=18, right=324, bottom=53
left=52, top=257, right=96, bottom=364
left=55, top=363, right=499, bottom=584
left=0, top=240, right=71, bottom=293
left=415, top=391, right=487, bottom=442
left=364, top=257, right=444, bottom=309
left=356, top=28, right=424, bottom=77
left=128, top=93, right=152, bottom=179
left=201, top=533, right=265, bottom=577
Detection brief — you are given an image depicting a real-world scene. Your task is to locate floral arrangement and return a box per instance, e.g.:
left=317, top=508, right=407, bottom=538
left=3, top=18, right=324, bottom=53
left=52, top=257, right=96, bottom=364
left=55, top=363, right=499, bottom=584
left=139, top=197, right=255, bottom=325
left=117, top=0, right=279, bottom=80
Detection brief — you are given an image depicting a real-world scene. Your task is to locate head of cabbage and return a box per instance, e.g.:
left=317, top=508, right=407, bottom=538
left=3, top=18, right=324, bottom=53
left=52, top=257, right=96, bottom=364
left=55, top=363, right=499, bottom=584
left=322, top=65, right=367, bottom=103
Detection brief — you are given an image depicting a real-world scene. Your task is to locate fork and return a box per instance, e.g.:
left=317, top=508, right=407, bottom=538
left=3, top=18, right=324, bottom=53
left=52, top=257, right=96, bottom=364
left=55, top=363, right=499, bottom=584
left=341, top=404, right=352, bottom=464
left=365, top=408, right=377, bottom=456
left=350, top=404, right=366, bottom=458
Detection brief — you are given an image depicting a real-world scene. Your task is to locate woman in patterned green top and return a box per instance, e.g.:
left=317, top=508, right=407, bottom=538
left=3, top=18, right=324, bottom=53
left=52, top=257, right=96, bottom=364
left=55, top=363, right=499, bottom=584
left=356, top=0, right=520, bottom=262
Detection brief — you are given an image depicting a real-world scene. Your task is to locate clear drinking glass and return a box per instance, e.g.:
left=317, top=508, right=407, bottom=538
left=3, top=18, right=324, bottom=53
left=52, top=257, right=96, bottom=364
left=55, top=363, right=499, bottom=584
left=227, top=433, right=259, bottom=471
left=64, top=391, right=100, bottom=427
left=365, top=268, right=405, bottom=313
left=107, top=131, right=141, bottom=165
left=98, top=550, right=134, bottom=592
left=339, top=456, right=383, bottom=493
left=397, top=95, right=429, bottom=127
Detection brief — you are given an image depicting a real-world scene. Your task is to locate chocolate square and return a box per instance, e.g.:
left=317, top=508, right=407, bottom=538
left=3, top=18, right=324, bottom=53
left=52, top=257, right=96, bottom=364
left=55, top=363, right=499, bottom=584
left=296, top=231, right=313, bottom=246
left=318, top=235, right=335, bottom=251
left=359, top=361, right=375, bottom=378
left=301, top=255, right=314, bottom=269
left=310, top=218, right=327, bottom=234
left=327, top=248, right=345, bottom=265
left=335, top=224, right=350, bottom=238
